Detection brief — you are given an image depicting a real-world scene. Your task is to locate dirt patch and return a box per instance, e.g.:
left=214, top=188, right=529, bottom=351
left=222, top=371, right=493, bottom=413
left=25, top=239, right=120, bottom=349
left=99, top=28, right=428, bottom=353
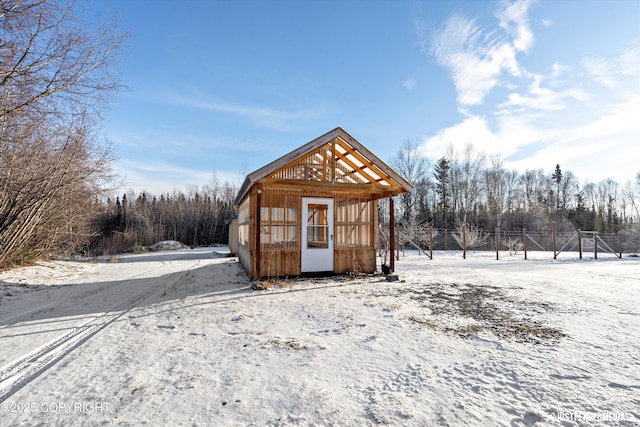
left=377, top=283, right=567, bottom=345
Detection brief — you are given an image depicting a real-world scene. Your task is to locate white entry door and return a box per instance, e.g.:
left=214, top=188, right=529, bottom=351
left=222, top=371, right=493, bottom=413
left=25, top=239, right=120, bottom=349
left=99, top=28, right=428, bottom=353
left=301, top=197, right=334, bottom=273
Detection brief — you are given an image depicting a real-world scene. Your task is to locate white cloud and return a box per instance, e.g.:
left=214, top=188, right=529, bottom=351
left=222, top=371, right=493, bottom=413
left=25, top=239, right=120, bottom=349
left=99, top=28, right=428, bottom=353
left=618, top=45, right=640, bottom=77
left=420, top=115, right=540, bottom=161
left=115, top=159, right=243, bottom=195
left=552, top=95, right=640, bottom=145
left=173, top=97, right=320, bottom=131
left=506, top=101, right=640, bottom=182
left=541, top=19, right=554, bottom=27
left=582, top=45, right=640, bottom=88
left=582, top=57, right=617, bottom=87
left=551, top=62, right=570, bottom=77
left=413, top=19, right=429, bottom=54
left=497, top=0, right=534, bottom=53
left=420, top=116, right=494, bottom=159
left=500, top=75, right=588, bottom=111
left=403, top=79, right=416, bottom=90
left=431, top=0, right=534, bottom=106
left=422, top=96, right=640, bottom=183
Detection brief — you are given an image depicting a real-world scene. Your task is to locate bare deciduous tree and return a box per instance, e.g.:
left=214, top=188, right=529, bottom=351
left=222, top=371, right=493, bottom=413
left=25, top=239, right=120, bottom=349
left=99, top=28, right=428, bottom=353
left=391, top=140, right=430, bottom=224
left=1, top=0, right=123, bottom=119
left=0, top=0, right=125, bottom=266
left=448, top=143, right=485, bottom=226
left=484, top=156, right=507, bottom=230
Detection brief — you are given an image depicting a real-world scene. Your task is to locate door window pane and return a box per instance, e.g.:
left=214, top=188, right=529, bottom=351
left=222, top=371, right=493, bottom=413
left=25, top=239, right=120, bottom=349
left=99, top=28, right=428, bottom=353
left=307, top=204, right=329, bottom=248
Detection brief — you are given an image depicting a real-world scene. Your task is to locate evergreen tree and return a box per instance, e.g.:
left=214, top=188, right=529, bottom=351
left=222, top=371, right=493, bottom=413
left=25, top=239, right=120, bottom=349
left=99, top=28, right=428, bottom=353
left=433, top=157, right=451, bottom=229
left=552, top=164, right=562, bottom=211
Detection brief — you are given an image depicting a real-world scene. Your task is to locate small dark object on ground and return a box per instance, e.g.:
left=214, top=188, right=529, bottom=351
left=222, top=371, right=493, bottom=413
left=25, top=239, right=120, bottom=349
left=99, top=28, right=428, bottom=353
left=386, top=274, right=399, bottom=282
left=381, top=264, right=391, bottom=275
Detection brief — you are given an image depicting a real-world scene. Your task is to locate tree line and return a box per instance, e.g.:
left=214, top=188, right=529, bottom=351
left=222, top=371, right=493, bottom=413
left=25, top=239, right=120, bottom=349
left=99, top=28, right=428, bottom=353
left=389, top=141, right=640, bottom=251
left=88, top=182, right=237, bottom=255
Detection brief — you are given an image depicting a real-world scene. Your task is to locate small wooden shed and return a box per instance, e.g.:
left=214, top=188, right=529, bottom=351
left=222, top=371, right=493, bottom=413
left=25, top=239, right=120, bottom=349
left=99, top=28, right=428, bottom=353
left=231, top=127, right=413, bottom=279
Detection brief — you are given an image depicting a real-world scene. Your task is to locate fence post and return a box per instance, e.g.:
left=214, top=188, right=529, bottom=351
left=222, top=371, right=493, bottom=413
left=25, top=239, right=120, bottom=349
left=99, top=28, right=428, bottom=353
left=578, top=229, right=582, bottom=260
left=495, top=228, right=499, bottom=260
left=463, top=224, right=467, bottom=259
left=594, top=231, right=598, bottom=260
left=444, top=229, right=448, bottom=251
left=619, top=231, right=622, bottom=259
left=389, top=197, right=395, bottom=273
left=429, top=226, right=433, bottom=259
left=523, top=228, right=527, bottom=260
left=552, top=221, right=557, bottom=259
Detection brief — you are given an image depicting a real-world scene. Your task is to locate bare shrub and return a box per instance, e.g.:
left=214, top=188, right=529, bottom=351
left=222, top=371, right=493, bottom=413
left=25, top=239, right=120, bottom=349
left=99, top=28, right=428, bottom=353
left=505, top=236, right=525, bottom=255
left=452, top=224, right=490, bottom=251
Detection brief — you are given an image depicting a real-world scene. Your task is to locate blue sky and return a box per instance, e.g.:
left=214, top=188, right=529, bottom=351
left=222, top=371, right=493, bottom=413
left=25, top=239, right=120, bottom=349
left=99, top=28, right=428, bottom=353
left=92, top=0, right=640, bottom=195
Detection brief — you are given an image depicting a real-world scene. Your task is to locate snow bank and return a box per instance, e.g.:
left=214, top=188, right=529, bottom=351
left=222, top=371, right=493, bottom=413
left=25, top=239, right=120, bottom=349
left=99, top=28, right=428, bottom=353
left=147, top=240, right=191, bottom=251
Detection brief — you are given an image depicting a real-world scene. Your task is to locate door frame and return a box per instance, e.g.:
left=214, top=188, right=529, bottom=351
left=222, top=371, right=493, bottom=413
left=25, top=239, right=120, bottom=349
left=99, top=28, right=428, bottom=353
left=301, top=197, right=334, bottom=273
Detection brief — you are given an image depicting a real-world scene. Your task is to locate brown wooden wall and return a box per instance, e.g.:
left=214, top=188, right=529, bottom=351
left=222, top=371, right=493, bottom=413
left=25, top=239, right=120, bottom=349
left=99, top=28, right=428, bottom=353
left=241, top=185, right=380, bottom=279
left=334, top=248, right=377, bottom=274
left=228, top=218, right=238, bottom=256
left=259, top=250, right=301, bottom=277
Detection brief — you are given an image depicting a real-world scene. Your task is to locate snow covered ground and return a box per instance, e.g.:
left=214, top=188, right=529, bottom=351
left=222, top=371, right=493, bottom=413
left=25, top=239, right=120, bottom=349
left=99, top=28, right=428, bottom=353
left=0, top=248, right=638, bottom=426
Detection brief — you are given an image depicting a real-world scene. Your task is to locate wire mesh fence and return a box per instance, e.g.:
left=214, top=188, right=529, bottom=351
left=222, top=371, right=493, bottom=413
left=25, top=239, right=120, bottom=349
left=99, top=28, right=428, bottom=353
left=396, top=227, right=639, bottom=258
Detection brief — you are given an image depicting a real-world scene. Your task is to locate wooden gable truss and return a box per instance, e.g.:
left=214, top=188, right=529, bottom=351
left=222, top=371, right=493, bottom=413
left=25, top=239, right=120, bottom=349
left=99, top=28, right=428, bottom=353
left=235, top=127, right=413, bottom=204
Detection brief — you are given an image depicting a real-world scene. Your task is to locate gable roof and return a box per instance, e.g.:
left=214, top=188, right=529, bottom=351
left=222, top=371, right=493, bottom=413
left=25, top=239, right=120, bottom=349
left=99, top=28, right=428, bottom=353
left=234, top=127, right=413, bottom=205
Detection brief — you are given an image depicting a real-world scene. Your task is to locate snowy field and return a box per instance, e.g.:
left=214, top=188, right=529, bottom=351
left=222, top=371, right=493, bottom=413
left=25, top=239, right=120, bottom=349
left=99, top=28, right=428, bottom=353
left=0, top=247, right=638, bottom=426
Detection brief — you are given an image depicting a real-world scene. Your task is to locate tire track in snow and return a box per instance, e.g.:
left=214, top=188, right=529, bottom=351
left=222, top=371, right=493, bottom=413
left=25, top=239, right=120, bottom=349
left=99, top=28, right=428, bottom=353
left=0, top=261, right=200, bottom=403
left=0, top=262, right=174, bottom=330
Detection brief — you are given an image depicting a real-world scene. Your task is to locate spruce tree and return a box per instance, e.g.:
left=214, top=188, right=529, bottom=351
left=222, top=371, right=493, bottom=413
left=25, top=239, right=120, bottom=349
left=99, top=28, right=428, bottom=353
left=433, top=157, right=451, bottom=229
left=552, top=164, right=563, bottom=211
